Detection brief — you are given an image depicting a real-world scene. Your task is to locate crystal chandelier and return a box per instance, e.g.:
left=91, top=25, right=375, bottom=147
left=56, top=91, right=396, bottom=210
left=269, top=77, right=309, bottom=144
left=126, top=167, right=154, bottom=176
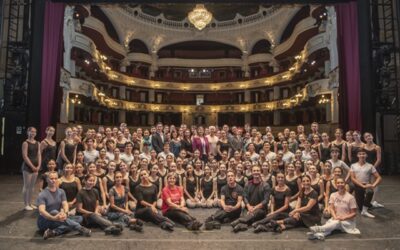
left=188, top=4, right=213, bottom=31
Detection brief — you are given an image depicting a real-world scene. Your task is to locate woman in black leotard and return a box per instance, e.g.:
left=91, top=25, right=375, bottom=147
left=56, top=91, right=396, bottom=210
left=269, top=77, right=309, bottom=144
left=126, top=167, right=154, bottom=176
left=215, top=164, right=228, bottom=206
left=348, top=130, right=365, bottom=164
left=285, top=163, right=301, bottom=205
left=268, top=175, right=321, bottom=233
left=308, top=165, right=324, bottom=206
left=200, top=165, right=217, bottom=208
left=184, top=165, right=200, bottom=208
left=149, top=164, right=163, bottom=209
left=134, top=169, right=174, bottom=231
left=332, top=128, right=346, bottom=162
left=261, top=161, right=275, bottom=188
left=39, top=159, right=57, bottom=191
left=21, top=126, right=41, bottom=211
left=58, top=127, right=77, bottom=167
left=318, top=133, right=331, bottom=163
left=58, top=163, right=81, bottom=210
left=235, top=163, right=248, bottom=188
left=87, top=162, right=107, bottom=206
left=40, top=126, right=57, bottom=173
left=217, top=130, right=230, bottom=160
left=102, top=161, right=116, bottom=199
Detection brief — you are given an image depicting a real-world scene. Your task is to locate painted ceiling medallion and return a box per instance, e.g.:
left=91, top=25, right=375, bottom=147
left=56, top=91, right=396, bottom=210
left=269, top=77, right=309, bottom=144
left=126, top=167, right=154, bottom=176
left=188, top=4, right=213, bottom=30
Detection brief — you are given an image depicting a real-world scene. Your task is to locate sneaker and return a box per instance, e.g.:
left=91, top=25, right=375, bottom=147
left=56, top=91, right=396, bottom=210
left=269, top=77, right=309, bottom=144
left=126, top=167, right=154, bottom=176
left=371, top=201, right=384, bottom=208
left=230, top=219, right=241, bottom=228
left=78, top=227, right=92, bottom=237
left=192, top=221, right=203, bottom=231
left=30, top=204, right=38, bottom=209
left=113, top=223, right=124, bottom=232
left=160, top=221, right=174, bottom=232
left=104, top=226, right=121, bottom=235
left=254, top=225, right=270, bottom=233
left=309, top=225, right=322, bottom=234
left=205, top=221, right=221, bottom=230
left=129, top=224, right=143, bottom=232
left=43, top=229, right=55, bottom=240
left=233, top=223, right=248, bottom=233
left=24, top=205, right=33, bottom=211
left=361, top=211, right=375, bottom=218
left=315, top=232, right=325, bottom=240
left=307, top=232, right=318, bottom=240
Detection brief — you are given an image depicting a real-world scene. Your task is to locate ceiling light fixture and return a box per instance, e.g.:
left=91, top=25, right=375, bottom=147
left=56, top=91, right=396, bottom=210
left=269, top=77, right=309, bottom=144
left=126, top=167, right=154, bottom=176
left=188, top=4, right=213, bottom=31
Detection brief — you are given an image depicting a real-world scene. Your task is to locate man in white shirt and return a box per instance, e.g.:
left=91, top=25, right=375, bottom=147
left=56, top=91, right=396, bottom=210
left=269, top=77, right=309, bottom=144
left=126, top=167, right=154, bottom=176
left=83, top=138, right=99, bottom=164
left=262, top=142, right=276, bottom=162
left=350, top=148, right=382, bottom=218
left=206, top=126, right=219, bottom=157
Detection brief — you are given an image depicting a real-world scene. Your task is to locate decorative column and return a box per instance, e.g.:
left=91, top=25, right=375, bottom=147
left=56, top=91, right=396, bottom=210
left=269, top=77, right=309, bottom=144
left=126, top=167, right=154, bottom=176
left=148, top=89, right=155, bottom=125
left=241, top=52, right=250, bottom=77
left=273, top=86, right=280, bottom=126
left=149, top=52, right=158, bottom=78
left=63, top=6, right=75, bottom=75
left=120, top=58, right=129, bottom=73
left=59, top=69, right=71, bottom=123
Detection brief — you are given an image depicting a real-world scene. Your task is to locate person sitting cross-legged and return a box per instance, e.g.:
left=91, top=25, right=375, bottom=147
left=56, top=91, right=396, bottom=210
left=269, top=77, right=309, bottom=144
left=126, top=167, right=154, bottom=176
left=37, top=171, right=91, bottom=240
left=204, top=170, right=243, bottom=230
left=307, top=177, right=360, bottom=240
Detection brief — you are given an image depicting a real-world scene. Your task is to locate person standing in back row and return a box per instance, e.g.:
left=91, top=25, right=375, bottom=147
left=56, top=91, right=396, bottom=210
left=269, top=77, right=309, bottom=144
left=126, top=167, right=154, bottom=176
left=22, top=127, right=41, bottom=211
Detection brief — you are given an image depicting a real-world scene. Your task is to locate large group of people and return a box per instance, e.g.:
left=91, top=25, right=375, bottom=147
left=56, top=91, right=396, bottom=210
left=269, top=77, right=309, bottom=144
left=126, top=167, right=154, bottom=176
left=21, top=122, right=384, bottom=240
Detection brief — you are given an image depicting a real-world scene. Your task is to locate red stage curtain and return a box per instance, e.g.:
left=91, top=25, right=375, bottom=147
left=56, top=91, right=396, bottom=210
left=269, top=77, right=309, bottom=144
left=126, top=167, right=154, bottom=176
left=336, top=1, right=362, bottom=131
left=40, top=1, right=65, bottom=137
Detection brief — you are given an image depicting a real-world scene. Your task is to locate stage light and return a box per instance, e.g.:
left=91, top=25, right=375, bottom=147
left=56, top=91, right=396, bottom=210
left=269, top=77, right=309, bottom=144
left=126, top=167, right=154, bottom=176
left=84, top=59, right=90, bottom=65
left=318, top=95, right=330, bottom=104
left=311, top=60, right=316, bottom=65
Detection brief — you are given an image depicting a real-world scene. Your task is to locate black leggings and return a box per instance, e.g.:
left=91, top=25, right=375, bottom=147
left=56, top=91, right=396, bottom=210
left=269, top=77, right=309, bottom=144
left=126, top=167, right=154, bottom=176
left=281, top=216, right=304, bottom=230
left=164, top=209, right=196, bottom=227
left=135, top=207, right=169, bottom=225
left=211, top=208, right=242, bottom=223
left=354, top=185, right=374, bottom=211
left=255, top=212, right=289, bottom=225
left=236, top=208, right=266, bottom=225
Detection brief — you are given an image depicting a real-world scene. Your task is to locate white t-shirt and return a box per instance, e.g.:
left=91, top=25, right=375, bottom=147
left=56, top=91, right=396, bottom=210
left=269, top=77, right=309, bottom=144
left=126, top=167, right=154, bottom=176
left=265, top=151, right=276, bottom=162
left=350, top=162, right=376, bottom=184
left=83, top=149, right=99, bottom=164
left=328, top=159, right=350, bottom=175
left=282, top=151, right=295, bottom=165
left=120, top=153, right=134, bottom=166
left=329, top=191, right=357, bottom=219
left=206, top=135, right=219, bottom=156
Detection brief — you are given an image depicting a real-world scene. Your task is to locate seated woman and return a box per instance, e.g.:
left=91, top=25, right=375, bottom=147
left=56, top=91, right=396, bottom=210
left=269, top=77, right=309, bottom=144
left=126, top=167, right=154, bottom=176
left=107, top=171, right=143, bottom=232
left=268, top=175, right=321, bottom=233
left=37, top=171, right=91, bottom=240
left=38, top=159, right=57, bottom=191
left=324, top=166, right=349, bottom=217
left=76, top=174, right=123, bottom=235
left=161, top=173, right=202, bottom=231
left=183, top=165, right=201, bottom=208
left=58, top=163, right=81, bottom=213
left=199, top=166, right=217, bottom=208
left=204, top=170, right=243, bottom=230
left=135, top=169, right=174, bottom=231
left=215, top=164, right=228, bottom=207
left=252, top=172, right=291, bottom=233
left=307, top=177, right=360, bottom=240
